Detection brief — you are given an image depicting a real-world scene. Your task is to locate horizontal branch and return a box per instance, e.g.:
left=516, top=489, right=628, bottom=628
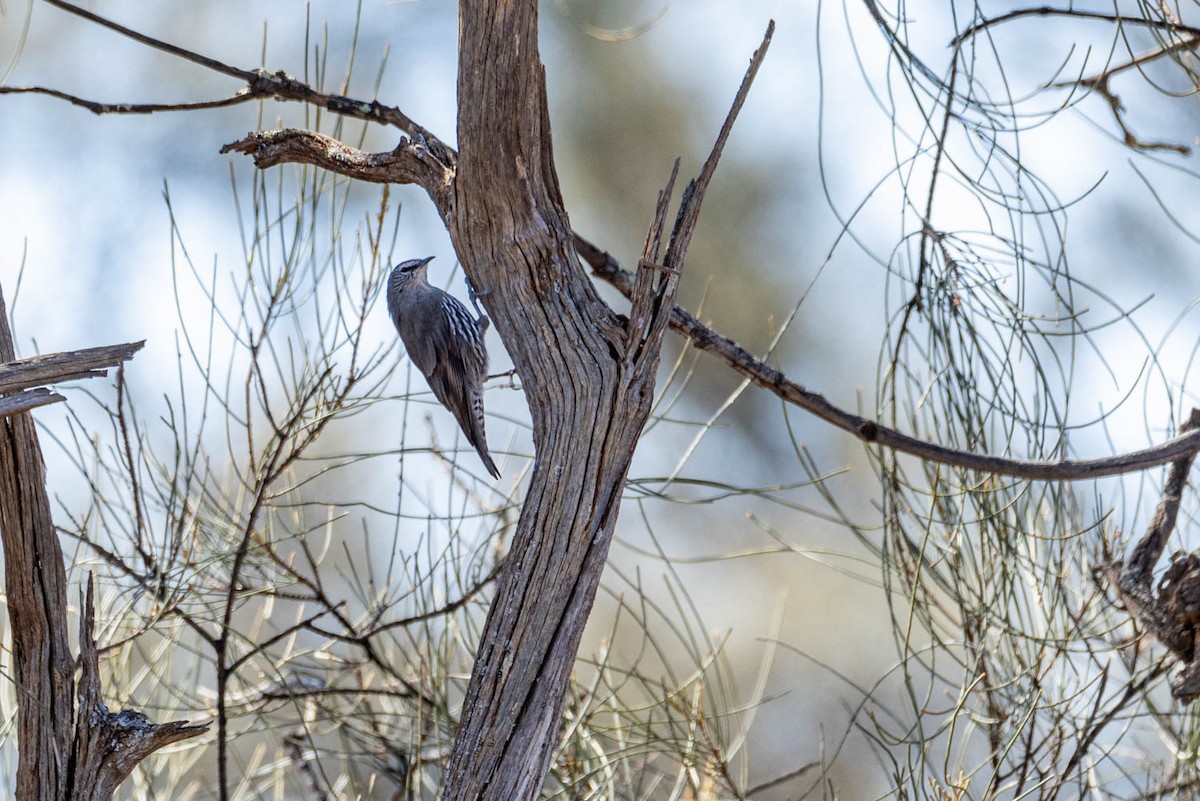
left=220, top=130, right=409, bottom=177
left=0, top=340, right=144, bottom=395
left=581, top=238, right=1200, bottom=481
left=220, top=130, right=453, bottom=213
left=0, top=388, right=64, bottom=418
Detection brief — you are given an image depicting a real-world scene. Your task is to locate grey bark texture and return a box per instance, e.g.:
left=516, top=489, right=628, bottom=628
left=433, top=6, right=770, bottom=796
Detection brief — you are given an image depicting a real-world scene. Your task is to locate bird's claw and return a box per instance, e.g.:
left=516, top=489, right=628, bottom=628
left=466, top=277, right=492, bottom=319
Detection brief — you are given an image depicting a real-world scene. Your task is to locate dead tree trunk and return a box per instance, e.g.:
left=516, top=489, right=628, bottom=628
left=223, top=2, right=765, bottom=795
left=438, top=4, right=667, bottom=796
left=435, top=5, right=769, bottom=796
left=0, top=290, right=207, bottom=801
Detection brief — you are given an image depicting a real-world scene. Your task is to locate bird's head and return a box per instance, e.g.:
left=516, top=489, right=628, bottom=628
left=389, top=256, right=434, bottom=294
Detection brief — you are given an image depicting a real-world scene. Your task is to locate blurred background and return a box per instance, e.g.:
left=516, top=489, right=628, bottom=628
left=2, top=0, right=1200, bottom=798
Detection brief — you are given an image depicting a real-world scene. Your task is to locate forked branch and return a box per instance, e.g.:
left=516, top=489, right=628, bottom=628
left=953, top=5, right=1198, bottom=153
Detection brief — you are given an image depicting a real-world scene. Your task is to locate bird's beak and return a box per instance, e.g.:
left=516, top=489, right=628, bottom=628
left=420, top=256, right=435, bottom=266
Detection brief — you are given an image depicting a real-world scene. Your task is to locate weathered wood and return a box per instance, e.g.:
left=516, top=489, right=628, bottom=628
left=0, top=340, right=145, bottom=395
left=0, top=387, right=64, bottom=417
left=0, top=290, right=76, bottom=800
left=221, top=130, right=453, bottom=213
left=69, top=577, right=209, bottom=801
left=0, top=289, right=207, bottom=801
left=437, top=3, right=648, bottom=798
left=435, top=2, right=754, bottom=798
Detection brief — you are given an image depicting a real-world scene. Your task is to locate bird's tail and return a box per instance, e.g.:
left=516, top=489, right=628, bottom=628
left=474, top=440, right=501, bottom=480
left=465, top=389, right=501, bottom=479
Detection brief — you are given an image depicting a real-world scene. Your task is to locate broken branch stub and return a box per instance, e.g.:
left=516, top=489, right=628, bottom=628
left=70, top=577, right=210, bottom=800
left=1099, top=408, right=1200, bottom=702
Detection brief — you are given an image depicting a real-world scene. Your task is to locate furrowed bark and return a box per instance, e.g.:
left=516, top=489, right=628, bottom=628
left=0, top=293, right=74, bottom=801
left=439, top=2, right=641, bottom=797
left=437, top=5, right=768, bottom=798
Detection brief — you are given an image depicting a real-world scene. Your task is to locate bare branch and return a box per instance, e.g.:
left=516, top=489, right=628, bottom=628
left=0, top=84, right=260, bottom=115
left=665, top=21, right=775, bottom=267
left=0, top=340, right=144, bottom=393
left=307, top=562, right=503, bottom=642
left=1055, top=71, right=1193, bottom=155
left=624, top=159, right=680, bottom=364
left=628, top=21, right=773, bottom=381
left=951, top=5, right=1198, bottom=155
left=220, top=130, right=453, bottom=212
left=0, top=388, right=64, bottom=417
left=584, top=242, right=1200, bottom=481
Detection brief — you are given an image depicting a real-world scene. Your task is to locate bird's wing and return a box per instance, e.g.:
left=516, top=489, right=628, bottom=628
left=433, top=297, right=499, bottom=476
left=392, top=296, right=439, bottom=379
left=428, top=295, right=485, bottom=414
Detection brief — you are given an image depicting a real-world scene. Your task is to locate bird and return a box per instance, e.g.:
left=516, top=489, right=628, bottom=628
left=386, top=256, right=501, bottom=479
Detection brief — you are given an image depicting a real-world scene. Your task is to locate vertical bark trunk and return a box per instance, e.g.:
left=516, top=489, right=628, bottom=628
left=0, top=294, right=77, bottom=800
left=440, top=3, right=656, bottom=798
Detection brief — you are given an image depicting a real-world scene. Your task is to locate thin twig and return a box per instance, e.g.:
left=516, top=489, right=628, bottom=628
left=951, top=7, right=1200, bottom=49
left=0, top=85, right=260, bottom=115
